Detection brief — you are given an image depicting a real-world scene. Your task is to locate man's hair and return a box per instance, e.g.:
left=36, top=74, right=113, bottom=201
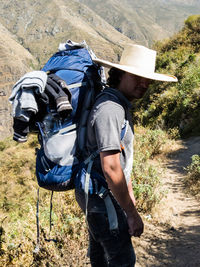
left=107, top=67, right=125, bottom=88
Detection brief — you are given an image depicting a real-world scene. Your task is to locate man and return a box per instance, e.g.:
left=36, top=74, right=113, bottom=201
left=75, top=44, right=177, bottom=266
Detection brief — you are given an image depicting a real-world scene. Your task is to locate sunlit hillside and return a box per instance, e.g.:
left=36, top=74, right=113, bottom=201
left=133, top=15, right=200, bottom=138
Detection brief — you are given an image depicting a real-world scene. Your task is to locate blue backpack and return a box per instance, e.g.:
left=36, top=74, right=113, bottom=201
left=34, top=41, right=130, bottom=252
left=10, top=40, right=128, bottom=252
left=35, top=40, right=105, bottom=192
left=32, top=40, right=107, bottom=252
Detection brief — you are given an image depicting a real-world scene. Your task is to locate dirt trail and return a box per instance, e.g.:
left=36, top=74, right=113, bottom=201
left=133, top=136, right=200, bottom=267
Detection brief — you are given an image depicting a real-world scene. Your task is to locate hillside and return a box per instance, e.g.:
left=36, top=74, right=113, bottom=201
left=0, top=123, right=199, bottom=266
left=133, top=15, right=200, bottom=138
left=0, top=1, right=200, bottom=140
left=0, top=0, right=134, bottom=66
left=0, top=23, right=38, bottom=140
left=1, top=0, right=200, bottom=64
left=0, top=4, right=200, bottom=265
left=77, top=0, right=200, bottom=46
left=0, top=0, right=135, bottom=140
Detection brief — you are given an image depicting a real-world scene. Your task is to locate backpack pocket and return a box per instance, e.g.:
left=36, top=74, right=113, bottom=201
left=43, top=124, right=79, bottom=166
left=36, top=147, right=76, bottom=191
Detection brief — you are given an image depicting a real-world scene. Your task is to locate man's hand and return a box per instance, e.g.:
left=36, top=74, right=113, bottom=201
left=126, top=209, right=144, bottom=237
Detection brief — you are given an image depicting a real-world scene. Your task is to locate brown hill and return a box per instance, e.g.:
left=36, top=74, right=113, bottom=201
left=0, top=0, right=135, bottom=139
left=77, top=0, right=200, bottom=46
left=1, top=0, right=200, bottom=139
left=0, top=23, right=38, bottom=140
left=0, top=0, right=134, bottom=66
left=0, top=0, right=200, bottom=65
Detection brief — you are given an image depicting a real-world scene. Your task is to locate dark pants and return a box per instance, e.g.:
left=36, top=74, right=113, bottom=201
left=75, top=189, right=136, bottom=267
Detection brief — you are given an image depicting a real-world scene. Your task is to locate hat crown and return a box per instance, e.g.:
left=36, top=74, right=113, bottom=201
left=119, top=45, right=156, bottom=74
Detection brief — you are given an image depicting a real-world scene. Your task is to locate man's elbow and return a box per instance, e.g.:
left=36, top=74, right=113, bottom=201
left=100, top=151, right=122, bottom=178
left=102, top=163, right=116, bottom=178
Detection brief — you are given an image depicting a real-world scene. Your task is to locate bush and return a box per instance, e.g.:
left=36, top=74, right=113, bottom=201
left=185, top=15, right=200, bottom=32
left=186, top=154, right=200, bottom=181
left=131, top=127, right=169, bottom=212
left=132, top=156, right=163, bottom=212
left=0, top=137, right=87, bottom=266
left=135, top=127, right=168, bottom=159
left=132, top=15, right=200, bottom=138
left=185, top=154, right=200, bottom=197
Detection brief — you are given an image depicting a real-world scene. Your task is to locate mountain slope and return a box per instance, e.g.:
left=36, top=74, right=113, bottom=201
left=77, top=0, right=200, bottom=46
left=1, top=0, right=200, bottom=64
left=0, top=23, right=38, bottom=140
left=0, top=0, right=134, bottom=65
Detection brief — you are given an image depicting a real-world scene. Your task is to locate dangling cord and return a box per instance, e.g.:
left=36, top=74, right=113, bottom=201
left=33, top=188, right=40, bottom=253
left=45, top=191, right=57, bottom=242
left=49, top=191, right=54, bottom=237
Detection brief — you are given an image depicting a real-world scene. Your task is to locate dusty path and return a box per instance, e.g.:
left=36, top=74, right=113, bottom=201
left=133, top=136, right=200, bottom=267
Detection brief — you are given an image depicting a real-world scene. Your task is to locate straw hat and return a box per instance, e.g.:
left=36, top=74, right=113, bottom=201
left=93, top=44, right=177, bottom=82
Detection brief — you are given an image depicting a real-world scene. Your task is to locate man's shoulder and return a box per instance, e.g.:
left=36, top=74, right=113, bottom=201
left=92, top=93, right=125, bottom=117
left=94, top=88, right=126, bottom=110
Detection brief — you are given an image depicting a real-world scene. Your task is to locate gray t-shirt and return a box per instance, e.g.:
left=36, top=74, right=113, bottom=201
left=86, top=88, right=134, bottom=184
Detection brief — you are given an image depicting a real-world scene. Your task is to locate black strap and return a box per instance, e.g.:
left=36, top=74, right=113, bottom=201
left=33, top=188, right=40, bottom=253
left=49, top=191, right=54, bottom=235
left=96, top=87, right=132, bottom=111
left=45, top=191, right=57, bottom=243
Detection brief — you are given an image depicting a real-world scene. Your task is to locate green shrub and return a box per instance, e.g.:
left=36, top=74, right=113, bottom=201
left=185, top=15, right=200, bottom=32
left=132, top=156, right=163, bottom=212
left=132, top=15, right=200, bottom=138
left=185, top=154, right=200, bottom=197
left=135, top=128, right=168, bottom=159
left=133, top=56, right=200, bottom=137
left=131, top=127, right=169, bottom=212
left=186, top=154, right=200, bottom=181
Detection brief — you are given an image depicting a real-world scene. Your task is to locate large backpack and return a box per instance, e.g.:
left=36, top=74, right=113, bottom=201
left=35, top=40, right=105, bottom=192
left=9, top=40, right=127, bottom=251
left=28, top=40, right=106, bottom=252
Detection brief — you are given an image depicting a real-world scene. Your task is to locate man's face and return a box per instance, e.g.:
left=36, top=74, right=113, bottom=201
left=118, top=72, right=152, bottom=101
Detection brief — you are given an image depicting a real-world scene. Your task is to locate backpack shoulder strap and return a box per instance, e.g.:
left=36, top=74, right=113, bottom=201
left=97, top=87, right=132, bottom=110
left=96, top=87, right=131, bottom=141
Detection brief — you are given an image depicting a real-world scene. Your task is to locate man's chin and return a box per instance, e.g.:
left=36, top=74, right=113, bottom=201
left=135, top=89, right=147, bottom=99
left=134, top=93, right=146, bottom=99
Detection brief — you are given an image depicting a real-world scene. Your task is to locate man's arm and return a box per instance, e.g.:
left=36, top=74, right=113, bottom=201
left=100, top=150, right=144, bottom=237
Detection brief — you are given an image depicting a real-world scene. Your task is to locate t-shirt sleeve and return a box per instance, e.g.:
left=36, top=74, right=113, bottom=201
left=93, top=101, right=125, bottom=152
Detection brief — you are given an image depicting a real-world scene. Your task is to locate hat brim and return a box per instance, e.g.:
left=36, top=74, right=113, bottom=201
left=93, top=58, right=178, bottom=82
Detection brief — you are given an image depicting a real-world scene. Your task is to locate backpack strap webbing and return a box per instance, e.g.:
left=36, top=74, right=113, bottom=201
left=84, top=151, right=99, bottom=221
left=98, top=186, right=119, bottom=231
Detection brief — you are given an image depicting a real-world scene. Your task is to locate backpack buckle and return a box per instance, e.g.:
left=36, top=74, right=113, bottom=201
left=98, top=186, right=109, bottom=199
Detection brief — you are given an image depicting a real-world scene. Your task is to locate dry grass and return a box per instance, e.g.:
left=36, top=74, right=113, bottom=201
left=0, top=135, right=89, bottom=266
left=0, top=127, right=174, bottom=266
